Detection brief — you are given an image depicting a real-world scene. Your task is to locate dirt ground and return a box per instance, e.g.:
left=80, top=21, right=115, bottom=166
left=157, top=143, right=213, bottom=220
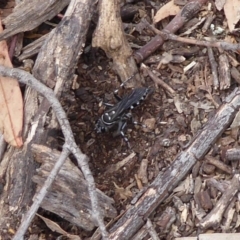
left=1, top=0, right=240, bottom=239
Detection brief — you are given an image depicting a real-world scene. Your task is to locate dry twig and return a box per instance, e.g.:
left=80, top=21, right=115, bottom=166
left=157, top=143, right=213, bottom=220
left=140, top=63, right=176, bottom=97
left=205, top=156, right=232, bottom=175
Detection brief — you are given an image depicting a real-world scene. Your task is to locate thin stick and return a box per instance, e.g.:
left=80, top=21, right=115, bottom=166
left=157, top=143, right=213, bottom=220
left=140, top=63, right=176, bottom=97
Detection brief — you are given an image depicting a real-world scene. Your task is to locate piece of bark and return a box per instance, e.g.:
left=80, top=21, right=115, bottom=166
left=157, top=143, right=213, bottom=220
left=225, top=148, right=240, bottom=161
left=195, top=191, right=213, bottom=210
left=106, top=152, right=136, bottom=174
left=33, top=4, right=92, bottom=90
left=192, top=161, right=201, bottom=178
left=145, top=54, right=185, bottom=65
left=173, top=195, right=184, bottom=211
left=0, top=133, right=6, bottom=161
left=32, top=144, right=117, bottom=231
left=206, top=178, right=229, bottom=193
left=18, top=34, right=49, bottom=61
left=0, top=0, right=96, bottom=237
left=205, top=155, right=232, bottom=174
left=199, top=174, right=240, bottom=229
left=0, top=0, right=70, bottom=41
left=231, top=67, right=240, bottom=84
left=108, top=88, right=240, bottom=239
left=219, top=53, right=231, bottom=90
left=137, top=157, right=149, bottom=185
left=207, top=47, right=219, bottom=89
left=194, top=176, right=202, bottom=195
left=202, top=162, right=216, bottom=175
left=11, top=33, right=24, bottom=58
left=156, top=207, right=176, bottom=231
left=134, top=0, right=208, bottom=63
left=92, top=0, right=140, bottom=87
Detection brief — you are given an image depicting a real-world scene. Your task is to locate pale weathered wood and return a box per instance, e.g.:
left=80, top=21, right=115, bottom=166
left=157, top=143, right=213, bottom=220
left=219, top=53, right=230, bottom=90
left=92, top=0, right=141, bottom=87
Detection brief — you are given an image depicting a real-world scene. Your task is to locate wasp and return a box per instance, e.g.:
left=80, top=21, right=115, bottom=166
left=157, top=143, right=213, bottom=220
left=95, top=76, right=152, bottom=148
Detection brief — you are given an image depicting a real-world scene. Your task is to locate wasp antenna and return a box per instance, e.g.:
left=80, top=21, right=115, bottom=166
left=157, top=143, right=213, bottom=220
left=121, top=72, right=138, bottom=86
left=114, top=73, right=138, bottom=95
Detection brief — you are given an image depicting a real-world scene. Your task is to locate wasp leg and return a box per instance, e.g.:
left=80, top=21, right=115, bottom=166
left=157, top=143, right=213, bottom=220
left=132, top=120, right=147, bottom=128
left=115, top=120, right=131, bottom=148
left=113, top=74, right=137, bottom=102
left=120, top=129, right=131, bottom=149
left=125, top=112, right=147, bottom=129
left=113, top=92, right=122, bottom=102
left=103, top=102, right=114, bottom=108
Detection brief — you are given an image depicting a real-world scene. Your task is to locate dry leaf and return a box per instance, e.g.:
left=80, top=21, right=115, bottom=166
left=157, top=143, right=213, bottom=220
left=0, top=19, right=23, bottom=147
left=37, top=214, right=81, bottom=240
left=224, top=0, right=240, bottom=32
left=153, top=0, right=180, bottom=24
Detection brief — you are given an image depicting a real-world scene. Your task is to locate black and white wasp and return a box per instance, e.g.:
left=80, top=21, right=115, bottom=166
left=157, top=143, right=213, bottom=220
left=95, top=75, right=152, bottom=147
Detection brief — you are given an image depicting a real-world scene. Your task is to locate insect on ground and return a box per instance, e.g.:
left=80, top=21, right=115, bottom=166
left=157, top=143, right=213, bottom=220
left=95, top=75, right=153, bottom=148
